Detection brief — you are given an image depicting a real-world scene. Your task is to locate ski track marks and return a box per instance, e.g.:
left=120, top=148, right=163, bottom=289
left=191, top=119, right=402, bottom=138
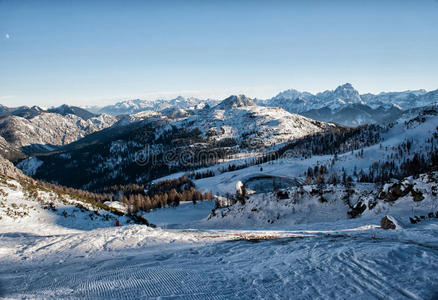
left=2, top=231, right=438, bottom=299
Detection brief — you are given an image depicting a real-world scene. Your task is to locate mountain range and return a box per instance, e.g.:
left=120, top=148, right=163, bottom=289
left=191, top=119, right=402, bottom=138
left=16, top=94, right=338, bottom=190
left=0, top=105, right=117, bottom=157
left=82, top=84, right=438, bottom=126
left=2, top=85, right=438, bottom=300
left=1, top=83, right=436, bottom=165
left=257, top=83, right=438, bottom=126
left=95, top=96, right=220, bottom=116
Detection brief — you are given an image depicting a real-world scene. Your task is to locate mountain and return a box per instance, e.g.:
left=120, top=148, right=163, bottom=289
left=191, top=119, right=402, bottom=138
left=97, top=96, right=220, bottom=116
left=189, top=107, right=438, bottom=224
left=259, top=83, right=438, bottom=126
left=361, top=89, right=429, bottom=109
left=0, top=112, right=117, bottom=154
left=0, top=104, right=96, bottom=120
left=214, top=95, right=256, bottom=110
left=302, top=103, right=404, bottom=126
left=0, top=105, right=45, bottom=119
left=47, top=104, right=96, bottom=120
left=17, top=95, right=339, bottom=190
left=0, top=136, right=26, bottom=162
left=4, top=108, right=438, bottom=299
left=178, top=94, right=337, bottom=148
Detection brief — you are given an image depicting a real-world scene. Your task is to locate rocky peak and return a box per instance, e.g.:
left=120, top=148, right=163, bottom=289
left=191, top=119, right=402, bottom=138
left=216, top=95, right=256, bottom=110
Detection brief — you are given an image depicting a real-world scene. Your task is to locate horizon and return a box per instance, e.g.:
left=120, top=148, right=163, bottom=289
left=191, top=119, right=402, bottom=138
left=1, top=0, right=438, bottom=107
left=2, top=82, right=437, bottom=109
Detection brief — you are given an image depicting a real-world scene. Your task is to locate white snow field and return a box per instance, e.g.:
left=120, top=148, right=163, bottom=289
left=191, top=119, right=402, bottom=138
left=1, top=177, right=438, bottom=299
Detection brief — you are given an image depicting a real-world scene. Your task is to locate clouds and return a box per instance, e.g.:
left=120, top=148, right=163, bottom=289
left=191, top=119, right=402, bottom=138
left=5, top=33, right=10, bottom=39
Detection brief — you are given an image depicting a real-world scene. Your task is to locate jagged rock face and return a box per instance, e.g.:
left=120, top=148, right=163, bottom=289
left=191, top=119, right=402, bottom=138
left=0, top=112, right=117, bottom=152
left=258, top=83, right=438, bottom=126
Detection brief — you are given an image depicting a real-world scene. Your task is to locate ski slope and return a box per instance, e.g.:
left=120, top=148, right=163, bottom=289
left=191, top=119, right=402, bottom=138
left=2, top=218, right=438, bottom=299
left=1, top=176, right=438, bottom=299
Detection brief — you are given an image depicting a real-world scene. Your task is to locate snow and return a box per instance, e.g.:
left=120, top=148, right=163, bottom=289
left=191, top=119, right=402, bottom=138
left=203, top=172, right=438, bottom=229
left=98, top=97, right=221, bottom=116
left=2, top=104, right=438, bottom=298
left=1, top=174, right=438, bottom=298
left=386, top=215, right=404, bottom=229
left=171, top=102, right=335, bottom=148
left=143, top=201, right=215, bottom=228
left=0, top=112, right=117, bottom=149
left=189, top=113, right=438, bottom=197
left=263, top=83, right=437, bottom=113
left=16, top=157, right=43, bottom=176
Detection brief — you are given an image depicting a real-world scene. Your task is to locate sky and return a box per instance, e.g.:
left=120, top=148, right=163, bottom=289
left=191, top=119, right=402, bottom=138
left=1, top=0, right=438, bottom=107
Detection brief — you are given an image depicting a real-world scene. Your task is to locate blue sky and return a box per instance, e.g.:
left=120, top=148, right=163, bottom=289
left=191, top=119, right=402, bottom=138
left=1, top=0, right=438, bottom=107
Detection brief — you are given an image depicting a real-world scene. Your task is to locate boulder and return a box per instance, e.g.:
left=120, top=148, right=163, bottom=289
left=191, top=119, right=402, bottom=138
left=411, top=189, right=424, bottom=202
left=348, top=201, right=367, bottom=218
left=381, top=216, right=397, bottom=230
left=385, top=182, right=413, bottom=202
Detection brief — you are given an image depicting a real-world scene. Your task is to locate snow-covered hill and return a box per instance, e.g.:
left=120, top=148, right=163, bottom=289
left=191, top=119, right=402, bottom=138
left=0, top=176, right=128, bottom=232
left=2, top=100, right=438, bottom=299
left=0, top=154, right=27, bottom=180
left=173, top=95, right=337, bottom=148
left=0, top=112, right=117, bottom=153
left=2, top=169, right=438, bottom=298
left=17, top=95, right=339, bottom=189
left=0, top=105, right=45, bottom=119
left=205, top=173, right=438, bottom=228
left=180, top=108, right=438, bottom=211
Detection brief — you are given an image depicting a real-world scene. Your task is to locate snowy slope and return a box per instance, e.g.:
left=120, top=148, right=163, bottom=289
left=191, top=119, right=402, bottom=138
left=172, top=95, right=337, bottom=148
left=190, top=110, right=438, bottom=197
left=204, top=173, right=438, bottom=228
left=1, top=174, right=438, bottom=298
left=0, top=177, right=134, bottom=233
left=0, top=112, right=117, bottom=152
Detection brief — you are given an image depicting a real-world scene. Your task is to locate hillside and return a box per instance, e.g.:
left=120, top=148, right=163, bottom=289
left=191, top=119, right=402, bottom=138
left=187, top=107, right=438, bottom=198
left=2, top=164, right=438, bottom=299
left=0, top=112, right=117, bottom=154
left=16, top=95, right=339, bottom=190
left=205, top=172, right=438, bottom=228
left=47, top=104, right=97, bottom=120
left=174, top=95, right=338, bottom=148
